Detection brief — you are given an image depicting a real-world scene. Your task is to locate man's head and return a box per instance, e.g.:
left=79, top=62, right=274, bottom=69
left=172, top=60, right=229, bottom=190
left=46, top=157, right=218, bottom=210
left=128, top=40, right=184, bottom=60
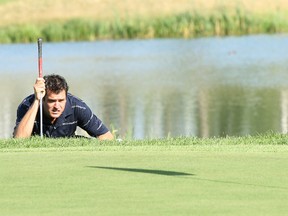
left=44, top=74, right=69, bottom=95
left=43, top=74, right=69, bottom=121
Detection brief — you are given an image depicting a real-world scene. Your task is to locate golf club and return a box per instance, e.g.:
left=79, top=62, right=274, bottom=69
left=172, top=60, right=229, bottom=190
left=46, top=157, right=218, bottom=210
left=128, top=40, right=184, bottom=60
left=38, top=38, right=43, bottom=138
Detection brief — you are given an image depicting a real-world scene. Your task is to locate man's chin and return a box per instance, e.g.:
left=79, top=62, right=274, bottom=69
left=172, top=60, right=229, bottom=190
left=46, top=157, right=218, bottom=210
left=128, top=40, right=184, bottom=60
left=50, top=113, right=61, bottom=118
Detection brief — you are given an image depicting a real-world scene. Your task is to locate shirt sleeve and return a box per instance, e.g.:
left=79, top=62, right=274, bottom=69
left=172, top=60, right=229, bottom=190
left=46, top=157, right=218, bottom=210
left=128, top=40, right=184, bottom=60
left=74, top=99, right=109, bottom=137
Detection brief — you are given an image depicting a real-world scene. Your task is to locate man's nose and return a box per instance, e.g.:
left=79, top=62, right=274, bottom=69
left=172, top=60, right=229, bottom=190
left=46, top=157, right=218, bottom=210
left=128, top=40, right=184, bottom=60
left=54, top=101, right=60, bottom=108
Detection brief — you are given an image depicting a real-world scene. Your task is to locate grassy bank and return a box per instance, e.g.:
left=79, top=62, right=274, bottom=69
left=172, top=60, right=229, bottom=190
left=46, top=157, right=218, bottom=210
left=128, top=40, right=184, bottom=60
left=1, top=133, right=288, bottom=151
left=1, top=0, right=288, bottom=43
left=0, top=135, right=287, bottom=216
left=0, top=9, right=288, bottom=43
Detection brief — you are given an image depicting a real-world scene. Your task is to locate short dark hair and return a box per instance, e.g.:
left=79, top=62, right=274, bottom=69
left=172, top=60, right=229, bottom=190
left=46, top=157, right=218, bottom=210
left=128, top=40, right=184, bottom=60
left=44, top=74, right=69, bottom=94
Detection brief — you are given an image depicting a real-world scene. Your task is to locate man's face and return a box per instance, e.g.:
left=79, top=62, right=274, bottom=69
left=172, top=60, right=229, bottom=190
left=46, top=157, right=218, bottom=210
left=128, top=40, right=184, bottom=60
left=43, top=89, right=67, bottom=120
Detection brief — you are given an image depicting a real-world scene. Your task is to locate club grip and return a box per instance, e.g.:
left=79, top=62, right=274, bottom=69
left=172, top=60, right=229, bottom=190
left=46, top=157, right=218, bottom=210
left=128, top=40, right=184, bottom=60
left=38, top=38, right=43, bottom=78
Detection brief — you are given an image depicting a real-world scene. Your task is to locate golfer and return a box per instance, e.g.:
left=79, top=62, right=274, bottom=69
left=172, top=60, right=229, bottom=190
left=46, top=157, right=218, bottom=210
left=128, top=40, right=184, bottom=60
left=13, top=74, right=114, bottom=140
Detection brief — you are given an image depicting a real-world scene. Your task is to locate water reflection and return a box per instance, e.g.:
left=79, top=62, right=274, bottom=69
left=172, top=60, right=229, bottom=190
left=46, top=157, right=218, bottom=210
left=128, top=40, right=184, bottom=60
left=1, top=36, right=288, bottom=139
left=196, top=86, right=282, bottom=137
left=86, top=83, right=284, bottom=138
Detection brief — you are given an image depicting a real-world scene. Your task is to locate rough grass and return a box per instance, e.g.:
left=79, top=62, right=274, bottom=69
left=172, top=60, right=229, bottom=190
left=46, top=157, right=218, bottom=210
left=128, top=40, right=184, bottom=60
left=1, top=132, right=288, bottom=152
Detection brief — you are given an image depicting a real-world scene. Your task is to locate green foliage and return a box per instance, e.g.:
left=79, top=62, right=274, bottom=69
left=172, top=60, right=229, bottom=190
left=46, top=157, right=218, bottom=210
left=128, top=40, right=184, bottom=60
left=0, top=0, right=17, bottom=4
left=1, top=9, right=288, bottom=43
left=2, top=25, right=41, bottom=43
left=41, top=23, right=64, bottom=42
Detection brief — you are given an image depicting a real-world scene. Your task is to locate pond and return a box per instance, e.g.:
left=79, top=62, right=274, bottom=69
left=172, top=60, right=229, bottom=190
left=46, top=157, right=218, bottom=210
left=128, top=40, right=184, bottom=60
left=1, top=34, right=288, bottom=139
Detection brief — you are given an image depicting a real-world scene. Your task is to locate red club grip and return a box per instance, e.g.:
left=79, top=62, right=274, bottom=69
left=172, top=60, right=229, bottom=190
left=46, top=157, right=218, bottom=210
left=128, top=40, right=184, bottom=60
left=38, top=38, right=43, bottom=78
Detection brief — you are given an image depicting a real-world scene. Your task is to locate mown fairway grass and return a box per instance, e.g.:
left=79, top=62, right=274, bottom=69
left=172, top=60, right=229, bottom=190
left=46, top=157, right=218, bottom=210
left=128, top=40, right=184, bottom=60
left=0, top=135, right=288, bottom=216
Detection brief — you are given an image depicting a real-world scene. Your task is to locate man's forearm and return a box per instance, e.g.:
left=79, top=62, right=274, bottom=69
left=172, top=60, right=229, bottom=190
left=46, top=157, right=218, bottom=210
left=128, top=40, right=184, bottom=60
left=14, top=100, right=40, bottom=138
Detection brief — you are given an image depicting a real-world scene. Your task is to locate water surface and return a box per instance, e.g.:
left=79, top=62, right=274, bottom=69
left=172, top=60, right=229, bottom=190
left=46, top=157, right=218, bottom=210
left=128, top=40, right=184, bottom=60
left=1, top=35, right=288, bottom=138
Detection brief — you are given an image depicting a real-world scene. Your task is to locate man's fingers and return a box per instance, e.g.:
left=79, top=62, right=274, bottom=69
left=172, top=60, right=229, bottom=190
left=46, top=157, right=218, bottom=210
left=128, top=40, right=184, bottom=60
left=36, top=77, right=45, bottom=83
left=34, top=77, right=46, bottom=100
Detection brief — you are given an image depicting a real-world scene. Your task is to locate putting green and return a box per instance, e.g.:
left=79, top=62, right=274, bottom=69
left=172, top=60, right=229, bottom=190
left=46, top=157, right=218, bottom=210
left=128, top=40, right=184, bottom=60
left=0, top=146, right=287, bottom=216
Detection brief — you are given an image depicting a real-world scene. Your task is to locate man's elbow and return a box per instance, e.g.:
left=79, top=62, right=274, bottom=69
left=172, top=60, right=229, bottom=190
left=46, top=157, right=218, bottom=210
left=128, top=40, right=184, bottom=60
left=97, top=131, right=114, bottom=140
left=13, top=127, right=31, bottom=139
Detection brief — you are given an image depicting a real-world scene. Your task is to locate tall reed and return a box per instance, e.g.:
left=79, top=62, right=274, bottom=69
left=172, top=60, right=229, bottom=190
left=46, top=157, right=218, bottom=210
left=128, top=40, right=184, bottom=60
left=0, top=10, right=287, bottom=43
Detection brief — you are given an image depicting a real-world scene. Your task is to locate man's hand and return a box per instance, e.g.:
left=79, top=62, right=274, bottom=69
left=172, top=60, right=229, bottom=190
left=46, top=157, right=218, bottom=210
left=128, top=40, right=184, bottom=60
left=34, top=78, right=46, bottom=101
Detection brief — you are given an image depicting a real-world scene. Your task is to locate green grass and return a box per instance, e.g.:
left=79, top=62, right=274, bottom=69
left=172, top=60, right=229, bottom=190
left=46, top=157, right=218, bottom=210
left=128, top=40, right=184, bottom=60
left=1, top=132, right=288, bottom=150
left=0, top=134, right=288, bottom=215
left=1, top=9, right=288, bottom=43
left=0, top=0, right=16, bottom=4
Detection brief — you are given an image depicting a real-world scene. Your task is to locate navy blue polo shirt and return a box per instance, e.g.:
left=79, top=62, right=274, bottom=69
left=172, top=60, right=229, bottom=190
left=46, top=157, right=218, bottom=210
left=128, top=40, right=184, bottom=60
left=14, top=93, right=109, bottom=138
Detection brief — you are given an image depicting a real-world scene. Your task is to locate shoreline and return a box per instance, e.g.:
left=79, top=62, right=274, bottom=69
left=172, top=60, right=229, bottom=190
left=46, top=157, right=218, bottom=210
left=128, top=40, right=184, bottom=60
left=1, top=0, right=288, bottom=43
left=1, top=10, right=288, bottom=43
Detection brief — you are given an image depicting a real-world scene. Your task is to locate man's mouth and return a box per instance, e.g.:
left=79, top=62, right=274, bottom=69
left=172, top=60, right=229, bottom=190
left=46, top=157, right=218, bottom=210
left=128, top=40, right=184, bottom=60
left=51, top=110, right=60, bottom=115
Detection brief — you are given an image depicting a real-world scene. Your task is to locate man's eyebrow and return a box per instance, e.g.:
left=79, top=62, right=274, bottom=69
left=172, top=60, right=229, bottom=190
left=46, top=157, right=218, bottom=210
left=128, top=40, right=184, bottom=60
left=47, top=98, right=66, bottom=101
